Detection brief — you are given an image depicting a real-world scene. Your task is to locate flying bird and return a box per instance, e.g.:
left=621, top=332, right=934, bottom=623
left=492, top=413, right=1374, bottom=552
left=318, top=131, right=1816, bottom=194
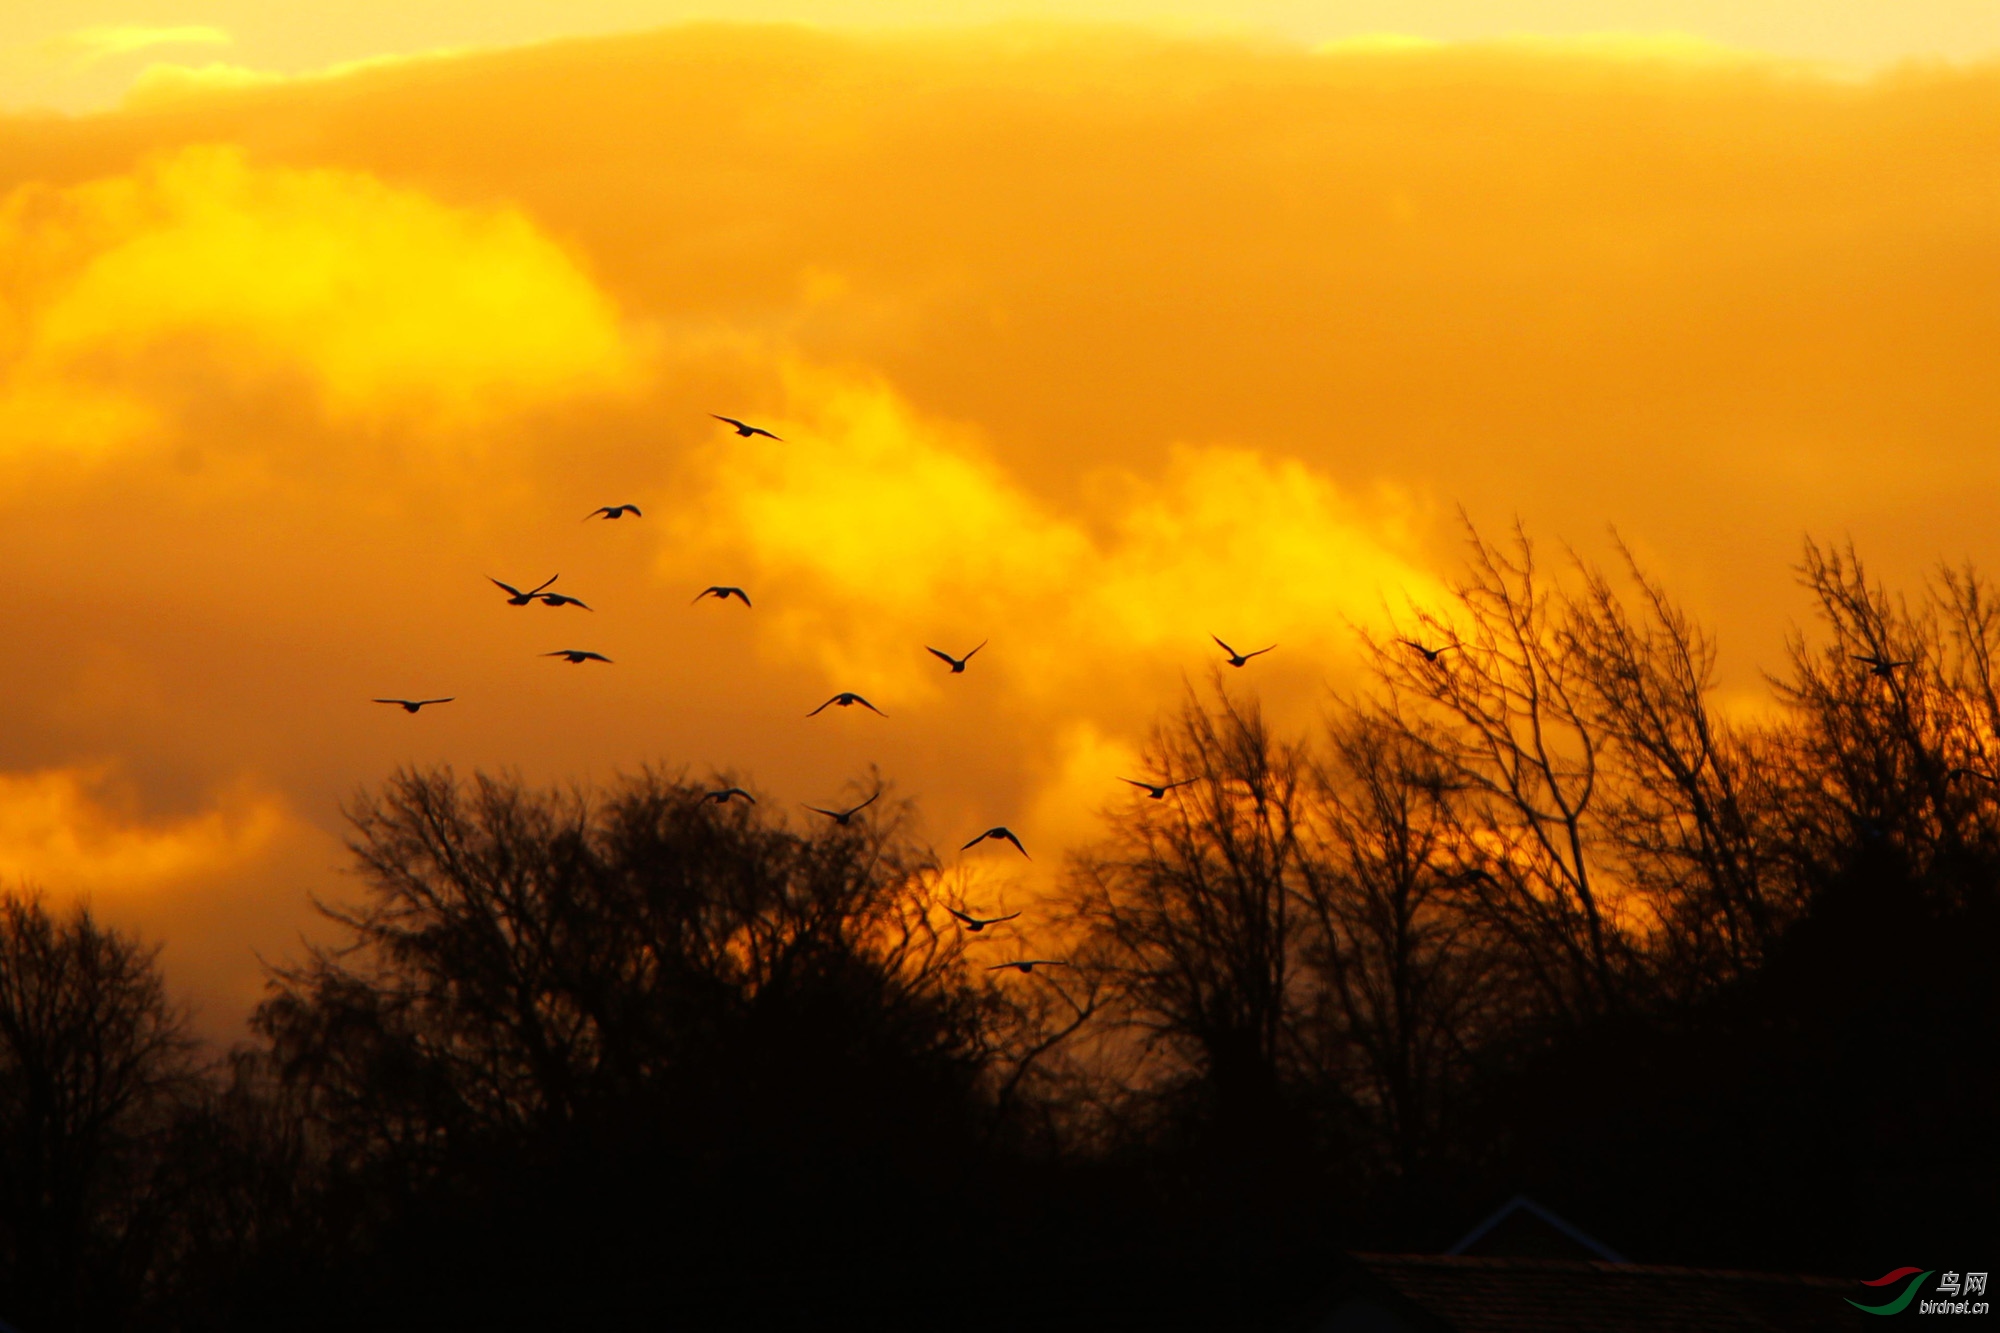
left=1212, top=635, right=1275, bottom=668
left=1853, top=653, right=1912, bottom=679
left=704, top=787, right=755, bottom=804
left=373, top=697, right=454, bottom=713
left=491, top=575, right=558, bottom=606
left=1400, top=639, right=1458, bottom=664
left=808, top=692, right=885, bottom=717
left=585, top=505, right=643, bottom=521
left=803, top=792, right=880, bottom=826
left=987, top=960, right=1065, bottom=975
left=694, top=586, right=752, bottom=607
left=947, top=907, right=1021, bottom=933
left=1122, top=777, right=1194, bottom=800
left=538, top=593, right=593, bottom=610
left=926, top=641, right=987, bottom=674
left=962, top=826, right=1029, bottom=858
left=544, top=650, right=612, bottom=664
left=712, top=414, right=782, bottom=441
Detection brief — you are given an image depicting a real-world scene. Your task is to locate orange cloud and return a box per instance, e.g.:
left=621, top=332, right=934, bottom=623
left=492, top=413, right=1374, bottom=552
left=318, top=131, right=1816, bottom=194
left=0, top=763, right=287, bottom=897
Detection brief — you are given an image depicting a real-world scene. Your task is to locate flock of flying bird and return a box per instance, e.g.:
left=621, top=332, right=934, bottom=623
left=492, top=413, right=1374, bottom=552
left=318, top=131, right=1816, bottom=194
left=373, top=414, right=1300, bottom=977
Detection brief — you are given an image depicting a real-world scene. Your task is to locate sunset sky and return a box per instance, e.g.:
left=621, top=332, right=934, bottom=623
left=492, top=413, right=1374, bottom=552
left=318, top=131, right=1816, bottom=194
left=1, top=3, right=1995, bottom=1033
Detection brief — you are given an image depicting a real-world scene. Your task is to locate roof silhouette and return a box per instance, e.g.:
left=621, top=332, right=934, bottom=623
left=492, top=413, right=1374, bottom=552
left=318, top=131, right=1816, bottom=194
left=1448, top=1195, right=1626, bottom=1263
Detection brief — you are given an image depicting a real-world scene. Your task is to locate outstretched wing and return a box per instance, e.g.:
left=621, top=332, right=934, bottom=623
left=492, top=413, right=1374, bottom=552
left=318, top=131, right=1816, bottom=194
left=807, top=696, right=838, bottom=716
left=961, top=831, right=989, bottom=850
left=748, top=425, right=783, bottom=440
left=528, top=575, right=559, bottom=595
left=584, top=507, right=612, bottom=521
left=963, top=640, right=987, bottom=661
left=1243, top=644, right=1276, bottom=660
left=1211, top=633, right=1236, bottom=656
left=927, top=646, right=957, bottom=667
left=418, top=698, right=454, bottom=707
left=726, top=588, right=752, bottom=606
left=999, top=829, right=1030, bottom=858
left=855, top=695, right=886, bottom=715
left=712, top=414, right=747, bottom=430
left=372, top=699, right=411, bottom=706
left=490, top=577, right=524, bottom=598
left=988, top=911, right=1022, bottom=925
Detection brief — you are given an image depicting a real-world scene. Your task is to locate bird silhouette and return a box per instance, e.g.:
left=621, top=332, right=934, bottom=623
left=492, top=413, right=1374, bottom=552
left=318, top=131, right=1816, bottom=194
left=963, top=826, right=1029, bottom=858
left=374, top=697, right=454, bottom=713
left=988, top=960, right=1065, bottom=974
left=712, top=414, right=781, bottom=441
left=704, top=787, right=755, bottom=804
left=694, top=586, right=753, bottom=607
left=808, top=692, right=885, bottom=717
left=1212, top=635, right=1275, bottom=667
left=585, top=504, right=643, bottom=521
left=491, top=575, right=558, bottom=606
left=544, top=650, right=612, bottom=664
left=803, top=792, right=880, bottom=826
left=1122, top=777, right=1194, bottom=800
left=1400, top=639, right=1458, bottom=664
left=947, top=907, right=1021, bottom=933
left=537, top=593, right=592, bottom=610
left=926, top=641, right=987, bottom=674
left=1853, top=653, right=1912, bottom=679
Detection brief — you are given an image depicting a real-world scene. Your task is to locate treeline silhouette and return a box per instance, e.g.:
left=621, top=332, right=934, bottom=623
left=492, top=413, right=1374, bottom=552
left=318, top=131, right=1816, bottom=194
left=2, top=532, right=1994, bottom=1331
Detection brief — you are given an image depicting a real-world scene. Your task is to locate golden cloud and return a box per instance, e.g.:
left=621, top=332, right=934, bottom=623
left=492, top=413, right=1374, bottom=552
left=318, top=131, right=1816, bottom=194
left=672, top=363, right=1443, bottom=704
left=0, top=145, right=641, bottom=463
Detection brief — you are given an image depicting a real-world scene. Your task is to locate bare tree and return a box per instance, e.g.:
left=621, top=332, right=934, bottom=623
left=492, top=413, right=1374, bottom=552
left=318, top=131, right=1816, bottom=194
left=1364, top=518, right=1629, bottom=1021
left=1772, top=541, right=2000, bottom=901
left=1065, top=684, right=1310, bottom=1135
left=0, top=891, right=199, bottom=1330
left=1299, top=714, right=1504, bottom=1179
left=1562, top=542, right=1793, bottom=997
left=255, top=767, right=993, bottom=1175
